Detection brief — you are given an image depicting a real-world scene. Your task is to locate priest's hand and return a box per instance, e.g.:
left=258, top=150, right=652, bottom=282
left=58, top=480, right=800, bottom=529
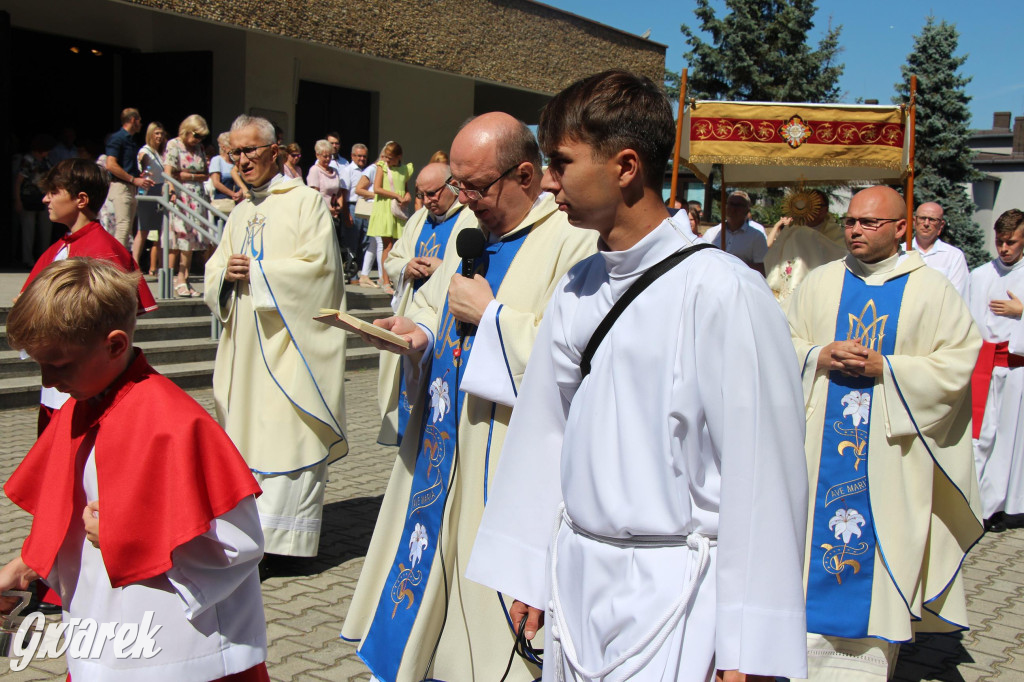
left=83, top=501, right=100, bottom=549
left=510, top=599, right=544, bottom=641
left=448, top=273, right=493, bottom=327
left=715, top=671, right=772, bottom=682
left=363, top=316, right=428, bottom=355
left=406, top=256, right=442, bottom=282
left=225, top=254, right=250, bottom=283
left=989, top=290, right=1023, bottom=319
left=818, top=339, right=883, bottom=377
left=0, top=555, right=40, bottom=613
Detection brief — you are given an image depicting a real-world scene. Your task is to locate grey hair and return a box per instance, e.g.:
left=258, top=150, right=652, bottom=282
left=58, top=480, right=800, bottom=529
left=230, top=115, right=275, bottom=145
left=728, top=190, right=751, bottom=206
left=217, top=132, right=231, bottom=149
left=351, top=143, right=368, bottom=154
left=314, top=139, right=333, bottom=156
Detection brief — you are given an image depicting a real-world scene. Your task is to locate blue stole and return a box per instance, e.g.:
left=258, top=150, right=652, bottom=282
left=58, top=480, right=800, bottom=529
left=359, top=227, right=531, bottom=681
left=805, top=268, right=908, bottom=638
left=395, top=210, right=461, bottom=443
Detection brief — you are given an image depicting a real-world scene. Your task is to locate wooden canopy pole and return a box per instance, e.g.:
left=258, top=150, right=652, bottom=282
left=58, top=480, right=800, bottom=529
left=669, top=68, right=688, bottom=208
left=905, top=75, right=917, bottom=250
left=720, top=166, right=727, bottom=251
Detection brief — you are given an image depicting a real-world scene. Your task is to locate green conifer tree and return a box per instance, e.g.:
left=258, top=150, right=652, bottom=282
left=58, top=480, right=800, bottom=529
left=665, top=0, right=843, bottom=103
left=896, top=17, right=989, bottom=267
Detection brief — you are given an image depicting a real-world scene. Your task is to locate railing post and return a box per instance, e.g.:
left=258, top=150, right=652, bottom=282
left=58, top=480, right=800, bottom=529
left=158, top=191, right=174, bottom=299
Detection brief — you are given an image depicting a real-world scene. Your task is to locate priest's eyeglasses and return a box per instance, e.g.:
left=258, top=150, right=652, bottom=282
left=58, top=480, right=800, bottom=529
left=914, top=215, right=944, bottom=225
left=446, top=163, right=522, bottom=202
left=416, top=182, right=449, bottom=202
left=842, top=217, right=900, bottom=231
left=228, top=144, right=273, bottom=163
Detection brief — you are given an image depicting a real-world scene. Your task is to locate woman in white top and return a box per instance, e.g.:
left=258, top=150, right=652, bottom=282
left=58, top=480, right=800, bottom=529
left=136, top=122, right=167, bottom=276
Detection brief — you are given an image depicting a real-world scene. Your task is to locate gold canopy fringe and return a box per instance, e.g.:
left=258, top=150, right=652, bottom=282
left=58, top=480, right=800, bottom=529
left=686, top=155, right=905, bottom=171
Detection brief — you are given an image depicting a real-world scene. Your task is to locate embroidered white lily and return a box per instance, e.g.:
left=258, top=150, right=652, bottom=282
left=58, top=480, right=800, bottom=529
left=429, top=377, right=450, bottom=424
left=841, top=390, right=871, bottom=428
left=409, top=523, right=429, bottom=568
left=829, top=508, right=866, bottom=545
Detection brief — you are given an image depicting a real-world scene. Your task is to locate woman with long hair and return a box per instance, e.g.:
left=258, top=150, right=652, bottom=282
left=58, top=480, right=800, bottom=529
left=136, top=121, right=167, bottom=276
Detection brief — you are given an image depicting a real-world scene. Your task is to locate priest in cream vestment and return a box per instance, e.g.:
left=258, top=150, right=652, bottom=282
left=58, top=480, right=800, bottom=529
left=785, top=186, right=982, bottom=680
left=341, top=113, right=596, bottom=682
left=765, top=190, right=846, bottom=302
left=377, top=162, right=476, bottom=445
left=205, top=115, right=347, bottom=559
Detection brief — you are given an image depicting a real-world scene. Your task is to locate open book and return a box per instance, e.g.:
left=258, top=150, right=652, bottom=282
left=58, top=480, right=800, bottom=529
left=314, top=309, right=411, bottom=349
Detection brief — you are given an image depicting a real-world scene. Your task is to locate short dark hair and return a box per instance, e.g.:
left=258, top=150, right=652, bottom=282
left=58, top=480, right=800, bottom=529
left=41, top=159, right=110, bottom=214
left=995, top=209, right=1024, bottom=236
left=326, top=131, right=340, bottom=141
left=538, top=70, right=674, bottom=189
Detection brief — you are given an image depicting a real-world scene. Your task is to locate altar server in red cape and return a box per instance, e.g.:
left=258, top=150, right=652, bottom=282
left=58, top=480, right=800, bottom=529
left=0, top=258, right=269, bottom=682
left=20, top=158, right=157, bottom=435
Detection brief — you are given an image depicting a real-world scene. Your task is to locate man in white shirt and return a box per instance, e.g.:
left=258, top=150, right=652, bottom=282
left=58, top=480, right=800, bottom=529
left=913, top=201, right=970, bottom=298
left=467, top=69, right=809, bottom=682
left=333, top=142, right=371, bottom=279
left=703, top=190, right=769, bottom=274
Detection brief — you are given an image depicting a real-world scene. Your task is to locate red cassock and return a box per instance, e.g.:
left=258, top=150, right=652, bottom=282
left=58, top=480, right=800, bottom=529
left=5, top=350, right=261, bottom=588
left=22, top=220, right=158, bottom=315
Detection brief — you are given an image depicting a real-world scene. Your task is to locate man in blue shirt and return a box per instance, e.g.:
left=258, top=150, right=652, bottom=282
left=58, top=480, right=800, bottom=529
left=105, top=108, right=154, bottom=247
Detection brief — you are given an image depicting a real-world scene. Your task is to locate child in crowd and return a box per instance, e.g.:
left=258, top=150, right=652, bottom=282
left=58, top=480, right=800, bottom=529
left=0, top=258, right=268, bottom=681
left=20, top=158, right=157, bottom=434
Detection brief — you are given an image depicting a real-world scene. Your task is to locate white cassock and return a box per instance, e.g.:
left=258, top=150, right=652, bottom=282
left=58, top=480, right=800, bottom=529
left=764, top=223, right=847, bottom=302
left=467, top=216, right=809, bottom=681
left=205, top=175, right=347, bottom=557
left=969, top=257, right=1024, bottom=516
left=914, top=237, right=970, bottom=299
left=54, top=447, right=266, bottom=682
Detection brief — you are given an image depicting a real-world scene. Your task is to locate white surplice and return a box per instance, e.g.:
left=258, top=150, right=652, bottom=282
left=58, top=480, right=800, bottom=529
left=969, top=257, right=1024, bottom=516
left=467, top=217, right=810, bottom=681
left=52, top=447, right=266, bottom=682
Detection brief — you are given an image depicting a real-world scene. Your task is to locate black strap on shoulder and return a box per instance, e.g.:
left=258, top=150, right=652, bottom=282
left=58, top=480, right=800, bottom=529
left=580, top=243, right=714, bottom=379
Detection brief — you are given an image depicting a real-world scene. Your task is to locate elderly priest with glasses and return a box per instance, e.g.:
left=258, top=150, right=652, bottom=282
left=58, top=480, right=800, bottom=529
left=341, top=113, right=596, bottom=682
left=205, top=115, right=348, bottom=570
left=783, top=185, right=983, bottom=680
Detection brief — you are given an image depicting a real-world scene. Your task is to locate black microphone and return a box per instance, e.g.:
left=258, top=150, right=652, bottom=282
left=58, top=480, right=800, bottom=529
left=455, top=229, right=487, bottom=337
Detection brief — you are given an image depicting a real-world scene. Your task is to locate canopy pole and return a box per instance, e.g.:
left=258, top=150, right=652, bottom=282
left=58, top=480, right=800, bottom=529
left=905, top=74, right=917, bottom=250
left=720, top=166, right=727, bottom=251
left=669, top=69, right=688, bottom=208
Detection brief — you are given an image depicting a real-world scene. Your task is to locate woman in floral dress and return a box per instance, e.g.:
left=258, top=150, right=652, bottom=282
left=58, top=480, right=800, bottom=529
left=164, top=114, right=210, bottom=297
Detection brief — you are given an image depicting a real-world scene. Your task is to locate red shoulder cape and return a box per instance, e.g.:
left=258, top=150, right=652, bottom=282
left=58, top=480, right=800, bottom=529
left=4, top=351, right=261, bottom=588
left=22, top=221, right=158, bottom=314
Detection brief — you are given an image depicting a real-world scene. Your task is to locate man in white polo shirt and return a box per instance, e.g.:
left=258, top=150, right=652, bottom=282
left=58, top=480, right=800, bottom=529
left=912, top=201, right=970, bottom=298
left=703, top=190, right=769, bottom=275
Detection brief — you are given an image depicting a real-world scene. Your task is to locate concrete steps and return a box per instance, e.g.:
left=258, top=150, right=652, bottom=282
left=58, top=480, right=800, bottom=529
left=0, top=284, right=393, bottom=409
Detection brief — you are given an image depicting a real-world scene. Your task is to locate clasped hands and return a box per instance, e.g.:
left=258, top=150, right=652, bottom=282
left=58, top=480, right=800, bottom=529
left=224, top=254, right=250, bottom=283
left=404, top=256, right=442, bottom=282
left=357, top=274, right=494, bottom=355
left=817, top=338, right=883, bottom=377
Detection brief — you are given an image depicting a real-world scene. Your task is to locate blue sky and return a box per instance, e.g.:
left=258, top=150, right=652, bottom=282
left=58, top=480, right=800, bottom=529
left=540, top=0, right=1022, bottom=129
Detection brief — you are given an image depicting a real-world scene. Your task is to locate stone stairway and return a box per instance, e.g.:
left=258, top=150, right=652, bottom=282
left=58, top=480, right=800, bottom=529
left=0, top=284, right=392, bottom=410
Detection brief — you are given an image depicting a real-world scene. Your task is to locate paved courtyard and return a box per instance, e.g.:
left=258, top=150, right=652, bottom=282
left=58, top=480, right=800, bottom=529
left=1, top=368, right=1024, bottom=680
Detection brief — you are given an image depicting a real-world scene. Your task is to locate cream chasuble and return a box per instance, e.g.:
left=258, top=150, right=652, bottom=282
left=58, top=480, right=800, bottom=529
left=205, top=176, right=348, bottom=555
left=341, top=193, right=596, bottom=682
left=785, top=253, right=983, bottom=645
left=377, top=202, right=476, bottom=445
left=765, top=225, right=846, bottom=302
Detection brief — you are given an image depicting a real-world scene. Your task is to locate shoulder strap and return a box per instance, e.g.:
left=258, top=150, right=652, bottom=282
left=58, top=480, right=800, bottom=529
left=580, top=242, right=714, bottom=378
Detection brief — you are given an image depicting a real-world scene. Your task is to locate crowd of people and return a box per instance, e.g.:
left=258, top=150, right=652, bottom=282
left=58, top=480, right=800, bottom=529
left=1, top=69, right=1022, bottom=682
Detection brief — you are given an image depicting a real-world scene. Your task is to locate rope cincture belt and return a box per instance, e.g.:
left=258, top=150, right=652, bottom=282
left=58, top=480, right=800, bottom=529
left=548, top=503, right=716, bottom=682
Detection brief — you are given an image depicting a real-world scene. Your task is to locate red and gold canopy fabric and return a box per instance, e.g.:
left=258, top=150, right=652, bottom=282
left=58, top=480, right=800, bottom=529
left=682, top=101, right=911, bottom=187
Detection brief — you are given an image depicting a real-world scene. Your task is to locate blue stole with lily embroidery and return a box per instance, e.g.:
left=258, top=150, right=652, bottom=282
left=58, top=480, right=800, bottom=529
left=806, top=268, right=908, bottom=638
left=358, top=227, right=531, bottom=681
left=395, top=210, right=461, bottom=444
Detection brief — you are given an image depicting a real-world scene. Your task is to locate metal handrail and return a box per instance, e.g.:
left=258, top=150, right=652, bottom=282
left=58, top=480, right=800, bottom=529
left=136, top=178, right=231, bottom=339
